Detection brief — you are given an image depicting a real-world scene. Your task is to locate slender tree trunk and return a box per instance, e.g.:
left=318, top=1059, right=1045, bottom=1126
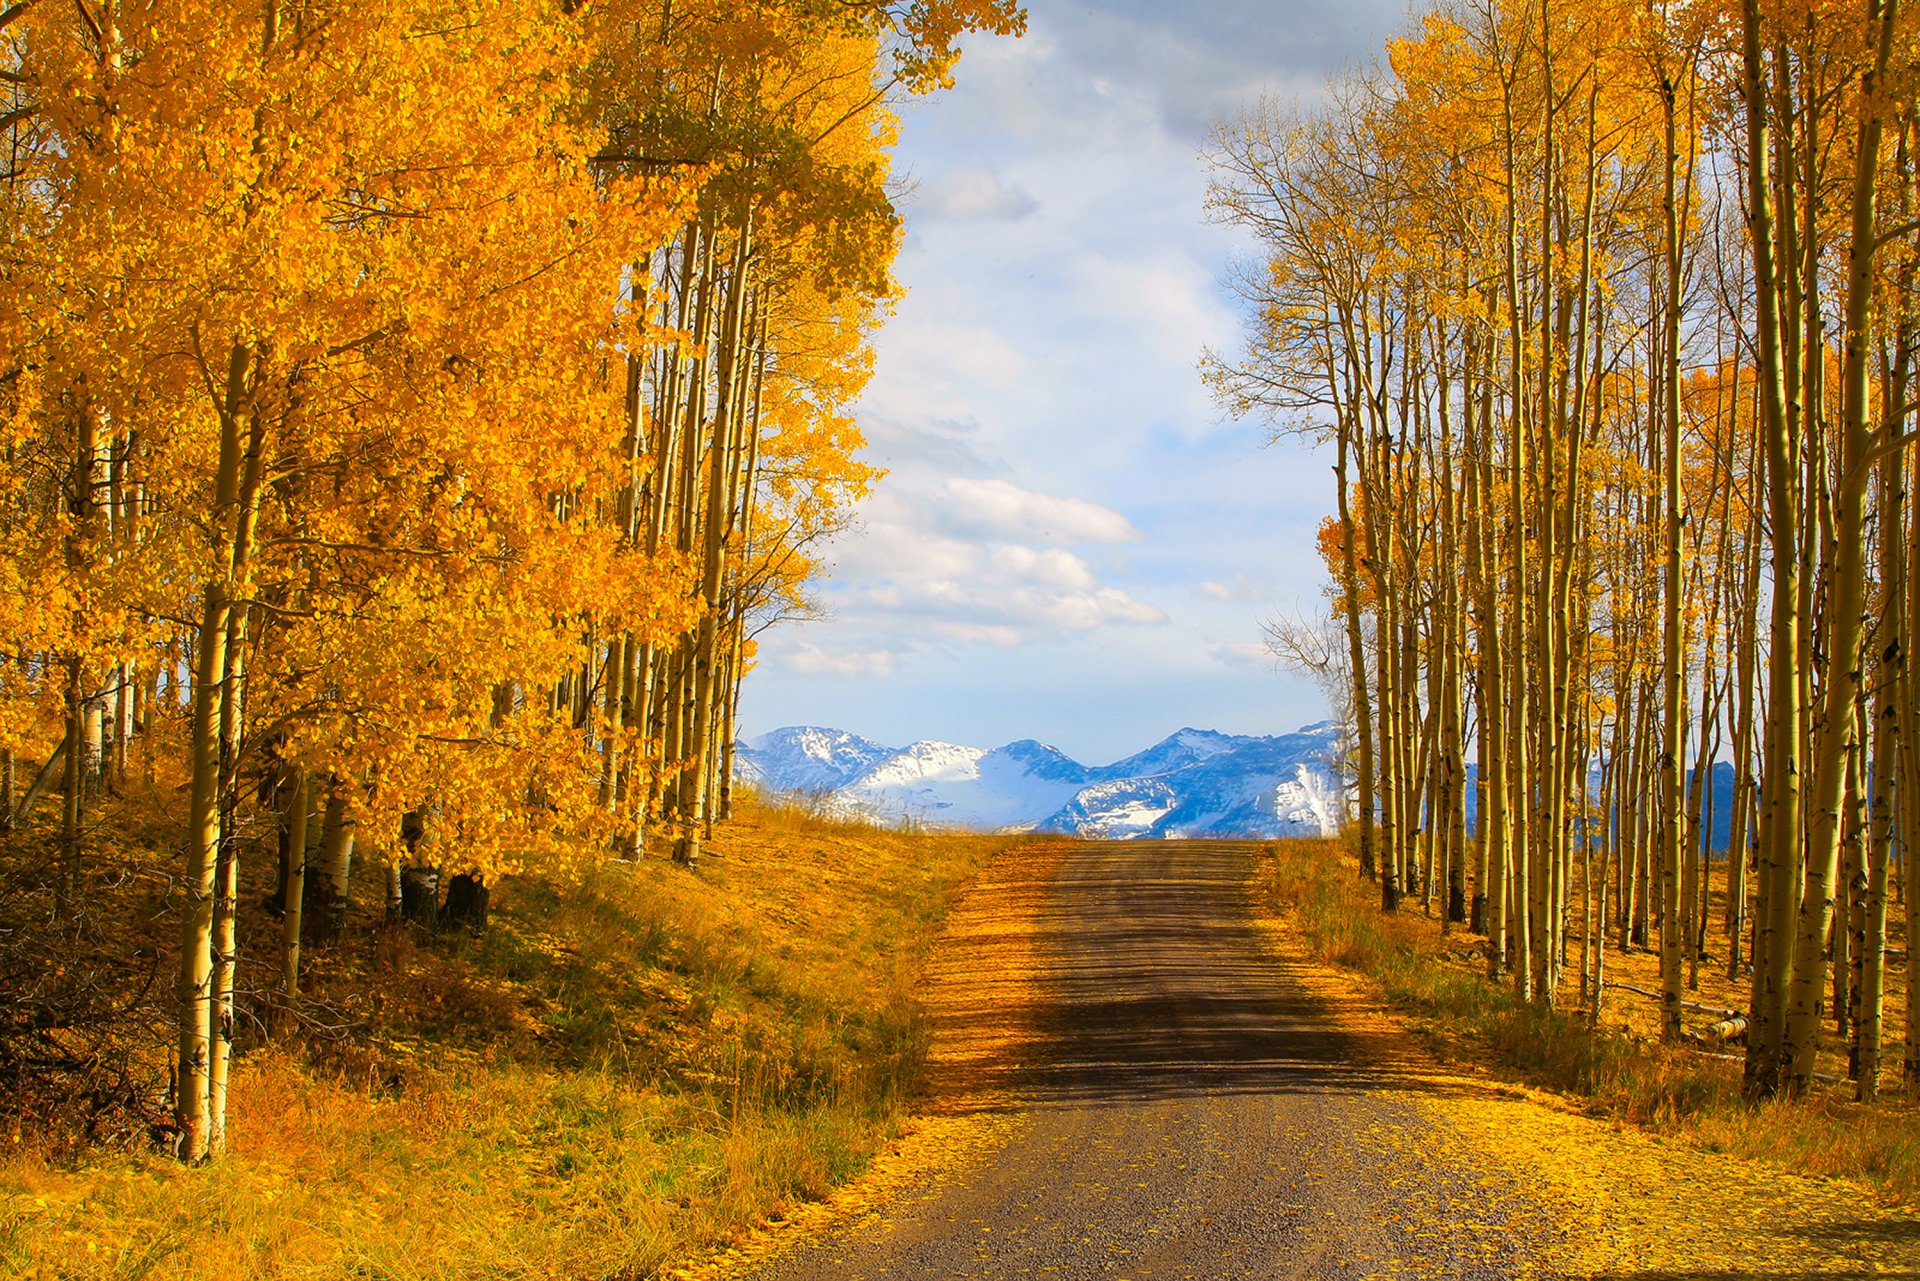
left=1738, top=2, right=1807, bottom=1098
left=1335, top=422, right=1378, bottom=882
left=279, top=770, right=310, bottom=1031
left=176, top=342, right=262, bottom=1161
left=1784, top=0, right=1898, bottom=1094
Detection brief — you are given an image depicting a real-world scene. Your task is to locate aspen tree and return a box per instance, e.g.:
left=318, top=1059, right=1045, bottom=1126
left=1783, top=0, right=1902, bottom=1096
left=1656, top=34, right=1691, bottom=1044
left=1735, top=0, right=1809, bottom=1098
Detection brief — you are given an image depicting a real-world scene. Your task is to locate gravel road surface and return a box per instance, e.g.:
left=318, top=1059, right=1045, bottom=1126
left=748, top=839, right=1554, bottom=1280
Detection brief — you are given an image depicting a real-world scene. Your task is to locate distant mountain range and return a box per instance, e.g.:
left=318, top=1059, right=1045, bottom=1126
left=734, top=723, right=1745, bottom=849
left=733, top=723, right=1347, bottom=839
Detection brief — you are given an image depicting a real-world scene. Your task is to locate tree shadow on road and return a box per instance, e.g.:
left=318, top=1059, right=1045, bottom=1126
left=917, top=840, right=1529, bottom=1113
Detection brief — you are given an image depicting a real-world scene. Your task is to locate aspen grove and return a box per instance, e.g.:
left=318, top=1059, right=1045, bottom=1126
left=0, top=0, right=1021, bottom=1163
left=1209, top=0, right=1920, bottom=1101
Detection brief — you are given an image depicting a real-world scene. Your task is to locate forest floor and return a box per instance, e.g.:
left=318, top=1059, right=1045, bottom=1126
left=0, top=789, right=1021, bottom=1280
left=674, top=839, right=1920, bottom=1281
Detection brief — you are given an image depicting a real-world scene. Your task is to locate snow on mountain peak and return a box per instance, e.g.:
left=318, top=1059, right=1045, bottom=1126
left=737, top=722, right=1347, bottom=840
left=735, top=726, right=896, bottom=793
left=862, top=741, right=987, bottom=785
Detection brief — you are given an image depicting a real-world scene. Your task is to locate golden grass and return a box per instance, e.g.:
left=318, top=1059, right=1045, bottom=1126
left=0, top=794, right=1020, bottom=1280
left=1255, top=837, right=1920, bottom=1204
left=669, top=837, right=1073, bottom=1281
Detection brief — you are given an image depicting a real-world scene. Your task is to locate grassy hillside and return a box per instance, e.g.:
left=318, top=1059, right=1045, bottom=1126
left=0, top=794, right=1017, bottom=1280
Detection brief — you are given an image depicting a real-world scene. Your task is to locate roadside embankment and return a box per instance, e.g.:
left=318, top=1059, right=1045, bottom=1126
left=0, top=796, right=1019, bottom=1280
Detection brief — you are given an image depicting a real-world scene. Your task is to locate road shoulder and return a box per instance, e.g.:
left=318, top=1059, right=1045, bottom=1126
left=662, top=839, right=1072, bottom=1281
left=1250, top=864, right=1920, bottom=1279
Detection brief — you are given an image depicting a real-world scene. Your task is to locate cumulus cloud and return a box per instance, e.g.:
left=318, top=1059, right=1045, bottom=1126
left=992, top=545, right=1098, bottom=591
left=1198, top=576, right=1272, bottom=602
left=869, top=321, right=1027, bottom=399
left=1209, top=641, right=1271, bottom=668
left=1073, top=249, right=1241, bottom=375
left=786, top=477, right=1166, bottom=676
left=933, top=622, right=1025, bottom=647
left=784, top=645, right=898, bottom=679
left=858, top=414, right=1004, bottom=474
left=943, top=478, right=1141, bottom=545
left=1006, top=586, right=1165, bottom=629
left=918, top=166, right=1041, bottom=221
left=908, top=580, right=1164, bottom=631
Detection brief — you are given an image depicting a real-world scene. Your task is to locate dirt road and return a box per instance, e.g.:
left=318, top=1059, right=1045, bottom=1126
left=744, top=840, right=1558, bottom=1280
left=719, top=838, right=1920, bottom=1281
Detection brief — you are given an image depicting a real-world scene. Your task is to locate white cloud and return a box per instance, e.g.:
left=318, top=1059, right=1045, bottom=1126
left=796, top=480, right=1167, bottom=670
left=1197, top=575, right=1273, bottom=603
left=943, top=478, right=1141, bottom=545
left=933, top=622, right=1025, bottom=647
left=1209, top=641, right=1270, bottom=668
left=867, top=320, right=1028, bottom=402
left=1004, top=586, right=1165, bottom=629
left=1072, top=248, right=1242, bottom=392
left=858, top=414, right=1003, bottom=473
left=917, top=167, right=1041, bottom=221
left=784, top=645, right=898, bottom=679
left=992, top=545, right=1097, bottom=590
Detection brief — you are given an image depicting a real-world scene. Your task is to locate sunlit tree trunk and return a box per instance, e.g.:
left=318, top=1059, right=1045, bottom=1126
left=1784, top=0, right=1898, bottom=1094
left=176, top=341, right=257, bottom=1163
left=279, top=769, right=310, bottom=1029
left=1738, top=0, right=1807, bottom=1098
left=675, top=214, right=753, bottom=865
left=1334, top=419, right=1378, bottom=882
left=1657, top=65, right=1688, bottom=1043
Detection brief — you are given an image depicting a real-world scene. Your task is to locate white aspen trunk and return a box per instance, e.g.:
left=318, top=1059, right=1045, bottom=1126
left=1866, top=187, right=1913, bottom=1093
left=1476, top=390, right=1509, bottom=973
left=280, top=769, right=310, bottom=1028
left=1335, top=421, right=1378, bottom=882
left=1728, top=476, right=1764, bottom=977
left=1737, top=1, right=1807, bottom=1098
left=208, top=603, right=248, bottom=1157
left=1658, top=68, right=1688, bottom=1042
left=309, top=780, right=356, bottom=943
left=675, top=219, right=753, bottom=864
left=1784, top=0, right=1897, bottom=1094
left=175, top=342, right=252, bottom=1164
left=176, top=586, right=231, bottom=1163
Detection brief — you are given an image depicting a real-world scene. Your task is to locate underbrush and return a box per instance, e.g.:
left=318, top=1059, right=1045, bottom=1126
left=1256, top=838, right=1920, bottom=1203
left=0, top=793, right=1015, bottom=1280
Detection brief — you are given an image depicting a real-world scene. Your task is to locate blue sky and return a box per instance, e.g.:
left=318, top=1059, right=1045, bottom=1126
left=740, top=0, right=1409, bottom=765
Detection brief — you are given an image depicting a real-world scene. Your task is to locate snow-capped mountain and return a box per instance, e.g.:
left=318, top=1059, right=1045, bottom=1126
left=729, top=726, right=897, bottom=794
left=832, top=739, right=1094, bottom=831
left=733, top=722, right=1348, bottom=839
left=1089, top=727, right=1243, bottom=782
left=733, top=724, right=1740, bottom=847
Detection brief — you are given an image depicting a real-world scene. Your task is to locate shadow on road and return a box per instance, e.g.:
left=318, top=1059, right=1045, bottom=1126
left=919, top=840, right=1518, bottom=1112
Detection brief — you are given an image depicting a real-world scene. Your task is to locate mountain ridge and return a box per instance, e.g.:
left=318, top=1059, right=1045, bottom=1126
left=735, top=722, right=1347, bottom=839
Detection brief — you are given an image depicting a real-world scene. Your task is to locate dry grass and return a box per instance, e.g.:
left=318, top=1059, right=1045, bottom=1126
left=1255, top=837, right=1920, bottom=1204
left=0, top=792, right=1019, bottom=1280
